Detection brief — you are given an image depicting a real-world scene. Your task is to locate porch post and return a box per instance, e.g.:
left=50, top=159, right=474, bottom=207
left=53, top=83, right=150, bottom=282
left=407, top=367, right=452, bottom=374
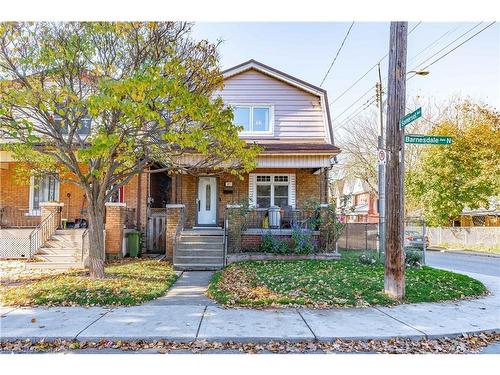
left=40, top=202, right=64, bottom=228
left=165, top=204, right=185, bottom=259
left=105, top=202, right=126, bottom=259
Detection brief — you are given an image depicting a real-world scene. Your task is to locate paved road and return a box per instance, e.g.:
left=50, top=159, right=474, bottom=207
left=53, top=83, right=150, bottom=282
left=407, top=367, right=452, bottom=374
left=426, top=251, right=500, bottom=277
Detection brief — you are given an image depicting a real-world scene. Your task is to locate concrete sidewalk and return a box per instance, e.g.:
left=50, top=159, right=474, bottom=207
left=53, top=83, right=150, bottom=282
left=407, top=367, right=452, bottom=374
left=1, top=270, right=499, bottom=343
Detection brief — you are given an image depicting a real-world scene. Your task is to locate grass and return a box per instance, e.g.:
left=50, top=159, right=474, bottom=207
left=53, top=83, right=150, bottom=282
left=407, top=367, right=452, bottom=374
left=207, top=253, right=487, bottom=308
left=0, top=259, right=178, bottom=307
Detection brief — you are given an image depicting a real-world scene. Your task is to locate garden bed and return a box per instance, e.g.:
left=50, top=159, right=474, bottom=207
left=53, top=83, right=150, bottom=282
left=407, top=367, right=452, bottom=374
left=227, top=252, right=340, bottom=264
left=207, top=255, right=487, bottom=308
left=0, top=259, right=178, bottom=307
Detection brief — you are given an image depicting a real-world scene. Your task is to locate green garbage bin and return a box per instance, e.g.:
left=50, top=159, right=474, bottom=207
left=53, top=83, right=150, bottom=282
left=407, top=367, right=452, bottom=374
left=126, top=231, right=140, bottom=257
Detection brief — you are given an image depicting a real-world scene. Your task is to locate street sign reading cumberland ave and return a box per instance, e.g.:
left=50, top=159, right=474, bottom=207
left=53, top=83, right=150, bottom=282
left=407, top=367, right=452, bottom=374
left=400, top=107, right=422, bottom=128
left=404, top=134, right=453, bottom=145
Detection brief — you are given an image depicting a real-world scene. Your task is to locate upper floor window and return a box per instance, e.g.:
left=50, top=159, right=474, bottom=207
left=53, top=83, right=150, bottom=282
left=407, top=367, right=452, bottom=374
left=233, top=105, right=273, bottom=135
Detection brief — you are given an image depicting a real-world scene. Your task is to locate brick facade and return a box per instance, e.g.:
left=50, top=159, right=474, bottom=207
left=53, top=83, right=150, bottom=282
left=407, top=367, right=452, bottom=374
left=104, top=202, right=126, bottom=258
left=176, top=168, right=323, bottom=228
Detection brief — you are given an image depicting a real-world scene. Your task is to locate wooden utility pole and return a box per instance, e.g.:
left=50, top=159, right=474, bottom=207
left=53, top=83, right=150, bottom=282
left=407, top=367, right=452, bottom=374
left=384, top=21, right=408, bottom=300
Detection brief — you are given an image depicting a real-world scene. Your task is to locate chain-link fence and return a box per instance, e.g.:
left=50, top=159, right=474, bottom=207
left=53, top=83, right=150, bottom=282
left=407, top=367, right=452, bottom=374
left=337, top=217, right=427, bottom=266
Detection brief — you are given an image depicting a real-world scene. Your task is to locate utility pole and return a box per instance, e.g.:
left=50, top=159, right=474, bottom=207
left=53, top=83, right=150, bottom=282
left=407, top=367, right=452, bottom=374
left=376, top=64, right=385, bottom=259
left=384, top=21, right=408, bottom=300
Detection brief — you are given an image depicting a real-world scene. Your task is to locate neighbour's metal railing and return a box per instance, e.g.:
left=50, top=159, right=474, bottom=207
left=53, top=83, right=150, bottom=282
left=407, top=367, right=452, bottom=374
left=28, top=209, right=60, bottom=258
left=0, top=206, right=41, bottom=228
left=81, top=228, right=89, bottom=264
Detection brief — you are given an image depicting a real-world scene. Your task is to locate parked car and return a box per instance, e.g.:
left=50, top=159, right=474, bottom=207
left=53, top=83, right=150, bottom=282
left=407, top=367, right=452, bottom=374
left=404, top=230, right=429, bottom=249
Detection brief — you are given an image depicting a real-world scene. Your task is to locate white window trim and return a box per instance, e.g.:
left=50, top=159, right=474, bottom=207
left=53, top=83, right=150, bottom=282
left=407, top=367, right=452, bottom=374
left=28, top=175, right=60, bottom=216
left=252, top=173, right=294, bottom=209
left=232, top=104, right=275, bottom=136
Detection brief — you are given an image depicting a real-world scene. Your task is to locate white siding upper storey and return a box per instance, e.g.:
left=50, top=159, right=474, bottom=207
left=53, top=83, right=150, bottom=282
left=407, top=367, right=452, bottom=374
left=214, top=60, right=333, bottom=144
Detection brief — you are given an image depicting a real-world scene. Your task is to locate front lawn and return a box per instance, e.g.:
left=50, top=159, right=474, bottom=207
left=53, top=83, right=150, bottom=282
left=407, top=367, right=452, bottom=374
left=0, top=259, right=178, bottom=307
left=207, top=256, right=487, bottom=308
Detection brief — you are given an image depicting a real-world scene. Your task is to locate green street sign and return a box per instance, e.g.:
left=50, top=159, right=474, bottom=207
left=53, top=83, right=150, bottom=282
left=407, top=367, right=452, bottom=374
left=404, top=134, right=453, bottom=145
left=400, top=107, right=422, bottom=128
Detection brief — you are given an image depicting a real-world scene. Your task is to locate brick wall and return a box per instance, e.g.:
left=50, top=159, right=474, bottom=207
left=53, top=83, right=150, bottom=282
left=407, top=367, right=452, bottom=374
left=0, top=162, right=147, bottom=228
left=104, top=202, right=125, bottom=258
left=177, top=168, right=322, bottom=228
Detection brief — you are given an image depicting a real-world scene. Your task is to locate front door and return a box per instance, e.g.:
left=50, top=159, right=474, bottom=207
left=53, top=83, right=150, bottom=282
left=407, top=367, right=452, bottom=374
left=197, top=177, right=217, bottom=225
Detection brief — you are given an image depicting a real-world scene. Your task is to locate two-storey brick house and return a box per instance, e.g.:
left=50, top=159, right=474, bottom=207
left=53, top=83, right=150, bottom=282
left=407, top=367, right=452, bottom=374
left=0, top=60, right=340, bottom=268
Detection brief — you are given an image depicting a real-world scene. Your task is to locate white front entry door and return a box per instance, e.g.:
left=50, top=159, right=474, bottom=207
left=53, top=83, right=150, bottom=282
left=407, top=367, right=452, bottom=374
left=197, top=177, right=217, bottom=225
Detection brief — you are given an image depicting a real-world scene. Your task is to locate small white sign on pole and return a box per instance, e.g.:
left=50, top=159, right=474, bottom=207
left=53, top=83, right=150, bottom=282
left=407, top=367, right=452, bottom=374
left=377, top=149, right=386, bottom=165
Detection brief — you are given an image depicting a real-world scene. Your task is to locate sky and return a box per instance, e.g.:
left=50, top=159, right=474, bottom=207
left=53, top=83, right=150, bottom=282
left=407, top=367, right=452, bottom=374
left=191, top=22, right=499, bottom=130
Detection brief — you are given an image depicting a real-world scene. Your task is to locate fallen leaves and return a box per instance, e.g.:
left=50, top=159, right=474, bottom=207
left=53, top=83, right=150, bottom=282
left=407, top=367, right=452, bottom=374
left=1, top=331, right=499, bottom=354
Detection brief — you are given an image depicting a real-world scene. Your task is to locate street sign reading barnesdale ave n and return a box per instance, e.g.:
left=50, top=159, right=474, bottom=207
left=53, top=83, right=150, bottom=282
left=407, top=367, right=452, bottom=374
left=404, top=134, right=453, bottom=145
left=400, top=107, right=422, bottom=128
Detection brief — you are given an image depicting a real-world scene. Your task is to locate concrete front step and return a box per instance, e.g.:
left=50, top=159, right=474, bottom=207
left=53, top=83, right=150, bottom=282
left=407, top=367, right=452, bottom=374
left=181, top=229, right=224, bottom=236
left=179, top=235, right=223, bottom=243
left=38, top=247, right=80, bottom=255
left=176, top=249, right=224, bottom=257
left=173, top=264, right=223, bottom=271
left=35, top=254, right=81, bottom=263
left=174, top=255, right=223, bottom=264
left=43, top=241, right=82, bottom=249
left=26, top=261, right=84, bottom=270
left=177, top=242, right=223, bottom=249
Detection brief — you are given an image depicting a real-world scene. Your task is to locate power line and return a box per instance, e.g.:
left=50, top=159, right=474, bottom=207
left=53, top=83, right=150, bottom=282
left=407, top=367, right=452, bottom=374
left=330, top=22, right=422, bottom=105
left=320, top=22, right=355, bottom=87
left=334, top=22, right=490, bottom=126
left=413, top=21, right=495, bottom=75
left=337, top=21, right=494, bottom=128
left=407, top=22, right=485, bottom=78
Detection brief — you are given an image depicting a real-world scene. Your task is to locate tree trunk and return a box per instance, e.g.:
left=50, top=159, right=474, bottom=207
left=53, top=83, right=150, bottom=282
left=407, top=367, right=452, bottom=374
left=87, top=199, right=106, bottom=279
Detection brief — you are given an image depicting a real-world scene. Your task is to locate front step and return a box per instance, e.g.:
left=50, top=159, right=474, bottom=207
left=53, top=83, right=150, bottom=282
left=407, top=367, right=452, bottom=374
left=31, top=228, right=85, bottom=269
left=34, top=254, right=81, bottom=263
left=174, top=228, right=224, bottom=271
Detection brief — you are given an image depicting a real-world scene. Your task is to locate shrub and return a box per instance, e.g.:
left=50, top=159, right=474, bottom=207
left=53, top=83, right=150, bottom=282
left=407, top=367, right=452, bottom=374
left=259, top=232, right=291, bottom=254
left=358, top=252, right=381, bottom=265
left=405, top=249, right=423, bottom=268
left=292, top=227, right=315, bottom=255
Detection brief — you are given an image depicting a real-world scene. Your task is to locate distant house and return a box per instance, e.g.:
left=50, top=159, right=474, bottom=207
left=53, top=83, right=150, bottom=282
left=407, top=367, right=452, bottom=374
left=453, top=197, right=500, bottom=227
left=331, top=178, right=378, bottom=223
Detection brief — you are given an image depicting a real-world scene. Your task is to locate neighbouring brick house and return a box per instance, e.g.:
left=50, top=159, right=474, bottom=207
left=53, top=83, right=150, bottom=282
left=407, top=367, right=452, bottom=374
left=331, top=178, right=379, bottom=224
left=1, top=60, right=340, bottom=268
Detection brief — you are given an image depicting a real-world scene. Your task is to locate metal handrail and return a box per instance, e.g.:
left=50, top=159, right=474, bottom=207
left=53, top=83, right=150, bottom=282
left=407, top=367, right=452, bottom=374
left=28, top=209, right=59, bottom=258
left=223, top=209, right=229, bottom=266
left=81, top=228, right=89, bottom=263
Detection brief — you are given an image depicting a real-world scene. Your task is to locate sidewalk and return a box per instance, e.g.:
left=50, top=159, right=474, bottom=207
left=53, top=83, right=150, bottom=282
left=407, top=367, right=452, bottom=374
left=427, top=247, right=500, bottom=258
left=1, top=269, right=499, bottom=343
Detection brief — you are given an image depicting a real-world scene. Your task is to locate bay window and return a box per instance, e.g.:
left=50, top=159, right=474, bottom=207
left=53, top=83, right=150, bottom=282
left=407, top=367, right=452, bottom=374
left=252, top=174, right=294, bottom=209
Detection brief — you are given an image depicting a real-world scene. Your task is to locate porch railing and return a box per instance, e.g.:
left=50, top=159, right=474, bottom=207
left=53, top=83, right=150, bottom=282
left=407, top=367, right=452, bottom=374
left=0, top=206, right=41, bottom=228
left=242, top=208, right=319, bottom=231
left=28, top=209, right=60, bottom=258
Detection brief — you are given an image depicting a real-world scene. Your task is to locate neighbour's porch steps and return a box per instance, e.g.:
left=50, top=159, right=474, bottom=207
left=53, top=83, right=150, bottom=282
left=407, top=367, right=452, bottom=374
left=174, top=228, right=224, bottom=271
left=27, top=229, right=85, bottom=270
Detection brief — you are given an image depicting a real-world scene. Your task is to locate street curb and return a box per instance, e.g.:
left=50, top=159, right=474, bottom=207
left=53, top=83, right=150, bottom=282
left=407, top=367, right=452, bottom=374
left=427, top=247, right=500, bottom=258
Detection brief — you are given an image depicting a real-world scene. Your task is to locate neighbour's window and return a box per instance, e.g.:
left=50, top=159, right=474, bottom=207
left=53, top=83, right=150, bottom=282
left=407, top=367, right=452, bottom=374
left=30, top=175, right=60, bottom=214
left=255, top=174, right=290, bottom=209
left=233, top=105, right=272, bottom=134
left=55, top=107, right=92, bottom=136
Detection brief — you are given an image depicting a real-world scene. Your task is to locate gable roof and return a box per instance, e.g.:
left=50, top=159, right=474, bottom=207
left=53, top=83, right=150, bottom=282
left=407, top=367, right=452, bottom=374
left=222, top=59, right=334, bottom=144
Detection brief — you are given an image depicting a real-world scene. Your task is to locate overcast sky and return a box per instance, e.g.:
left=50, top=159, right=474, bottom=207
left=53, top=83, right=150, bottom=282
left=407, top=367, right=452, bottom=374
left=192, top=22, right=499, bottom=129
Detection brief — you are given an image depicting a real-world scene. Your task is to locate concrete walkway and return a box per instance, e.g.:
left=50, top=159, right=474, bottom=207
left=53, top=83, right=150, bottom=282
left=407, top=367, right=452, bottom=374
left=145, top=271, right=215, bottom=306
left=1, top=269, right=499, bottom=343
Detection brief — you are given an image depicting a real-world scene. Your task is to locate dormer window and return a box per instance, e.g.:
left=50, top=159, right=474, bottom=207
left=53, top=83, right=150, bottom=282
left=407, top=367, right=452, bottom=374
left=233, top=105, right=274, bottom=135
